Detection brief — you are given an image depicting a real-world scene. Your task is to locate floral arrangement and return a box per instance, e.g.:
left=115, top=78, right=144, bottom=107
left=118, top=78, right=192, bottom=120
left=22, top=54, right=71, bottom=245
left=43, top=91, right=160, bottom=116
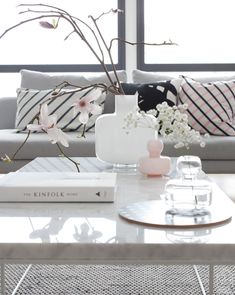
left=124, top=101, right=209, bottom=149
left=0, top=3, right=176, bottom=171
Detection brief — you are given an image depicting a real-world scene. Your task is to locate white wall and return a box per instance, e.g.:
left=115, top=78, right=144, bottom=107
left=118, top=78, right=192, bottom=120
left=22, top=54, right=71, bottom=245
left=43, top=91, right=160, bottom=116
left=125, top=0, right=137, bottom=81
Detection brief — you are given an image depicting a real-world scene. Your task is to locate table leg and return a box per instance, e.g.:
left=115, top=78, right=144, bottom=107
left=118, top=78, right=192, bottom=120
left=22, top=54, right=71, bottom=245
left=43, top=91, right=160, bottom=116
left=193, top=265, right=207, bottom=295
left=11, top=264, right=32, bottom=295
left=1, top=264, right=5, bottom=295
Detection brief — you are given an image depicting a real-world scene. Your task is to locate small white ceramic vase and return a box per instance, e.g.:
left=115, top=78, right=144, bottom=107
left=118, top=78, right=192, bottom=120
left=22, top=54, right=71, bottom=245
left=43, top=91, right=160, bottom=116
left=95, top=94, right=155, bottom=166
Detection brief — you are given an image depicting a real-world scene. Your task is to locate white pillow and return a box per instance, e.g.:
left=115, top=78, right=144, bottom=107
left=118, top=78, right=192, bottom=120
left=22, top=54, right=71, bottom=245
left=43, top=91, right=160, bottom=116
left=15, top=88, right=105, bottom=132
left=132, top=70, right=176, bottom=83
left=20, top=69, right=127, bottom=90
left=132, top=69, right=235, bottom=84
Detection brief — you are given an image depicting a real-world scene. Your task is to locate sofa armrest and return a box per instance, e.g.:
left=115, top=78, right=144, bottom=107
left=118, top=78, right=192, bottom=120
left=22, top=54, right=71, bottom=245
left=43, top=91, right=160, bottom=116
left=0, top=97, right=17, bottom=129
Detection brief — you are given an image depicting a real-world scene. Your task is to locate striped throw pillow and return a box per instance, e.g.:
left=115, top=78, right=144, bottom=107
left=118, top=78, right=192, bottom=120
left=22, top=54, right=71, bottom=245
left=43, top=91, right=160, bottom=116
left=15, top=88, right=105, bottom=132
left=178, top=77, right=235, bottom=135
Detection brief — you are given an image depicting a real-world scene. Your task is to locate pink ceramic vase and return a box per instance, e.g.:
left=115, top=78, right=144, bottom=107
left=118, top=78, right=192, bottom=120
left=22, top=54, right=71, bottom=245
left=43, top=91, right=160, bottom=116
left=139, top=138, right=171, bottom=176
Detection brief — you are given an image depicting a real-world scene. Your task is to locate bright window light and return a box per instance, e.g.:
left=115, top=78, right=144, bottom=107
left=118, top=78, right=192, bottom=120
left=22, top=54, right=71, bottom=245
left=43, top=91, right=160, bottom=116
left=0, top=0, right=119, bottom=65
left=143, top=0, right=235, bottom=65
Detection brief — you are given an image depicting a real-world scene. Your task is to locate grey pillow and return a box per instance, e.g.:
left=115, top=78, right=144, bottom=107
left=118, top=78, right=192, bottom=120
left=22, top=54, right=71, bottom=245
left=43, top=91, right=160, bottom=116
left=20, top=69, right=127, bottom=90
left=132, top=70, right=176, bottom=83
left=132, top=69, right=235, bottom=84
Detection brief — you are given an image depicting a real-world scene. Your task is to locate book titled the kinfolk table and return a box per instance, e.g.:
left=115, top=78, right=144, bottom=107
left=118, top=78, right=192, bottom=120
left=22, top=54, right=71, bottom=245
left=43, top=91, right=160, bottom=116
left=0, top=172, right=117, bottom=202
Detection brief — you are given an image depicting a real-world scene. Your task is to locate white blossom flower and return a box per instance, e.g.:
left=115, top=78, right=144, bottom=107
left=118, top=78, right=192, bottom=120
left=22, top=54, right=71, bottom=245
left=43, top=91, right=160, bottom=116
left=47, top=127, right=69, bottom=147
left=27, top=103, right=69, bottom=147
left=123, top=102, right=208, bottom=149
left=72, top=88, right=102, bottom=124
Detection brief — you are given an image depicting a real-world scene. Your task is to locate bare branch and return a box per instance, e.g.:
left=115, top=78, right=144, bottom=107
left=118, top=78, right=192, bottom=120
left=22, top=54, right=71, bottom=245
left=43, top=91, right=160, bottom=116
left=64, top=30, right=75, bottom=41
left=10, top=130, right=31, bottom=161
left=51, top=82, right=120, bottom=96
left=56, top=142, right=80, bottom=172
left=15, top=4, right=111, bottom=83
left=0, top=14, right=59, bottom=39
left=109, top=38, right=178, bottom=51
left=92, top=8, right=123, bottom=22
left=89, top=15, right=124, bottom=94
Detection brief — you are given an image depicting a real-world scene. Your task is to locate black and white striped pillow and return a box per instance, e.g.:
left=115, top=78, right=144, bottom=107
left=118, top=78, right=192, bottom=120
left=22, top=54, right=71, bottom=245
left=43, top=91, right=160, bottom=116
left=15, top=88, right=105, bottom=132
left=178, top=77, right=235, bottom=135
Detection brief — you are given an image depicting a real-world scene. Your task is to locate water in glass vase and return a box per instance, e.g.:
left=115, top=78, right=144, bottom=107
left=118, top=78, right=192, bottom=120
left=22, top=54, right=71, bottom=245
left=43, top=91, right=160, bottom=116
left=163, top=156, right=212, bottom=216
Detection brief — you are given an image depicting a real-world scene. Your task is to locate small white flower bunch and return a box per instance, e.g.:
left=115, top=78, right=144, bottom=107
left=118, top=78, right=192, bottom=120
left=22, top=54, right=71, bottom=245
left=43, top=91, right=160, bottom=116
left=123, top=102, right=209, bottom=149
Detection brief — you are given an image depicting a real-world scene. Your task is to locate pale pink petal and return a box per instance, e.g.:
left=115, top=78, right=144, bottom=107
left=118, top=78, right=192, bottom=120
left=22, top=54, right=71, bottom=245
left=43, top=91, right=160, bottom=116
left=57, top=129, right=69, bottom=147
left=27, top=124, right=42, bottom=132
left=73, top=106, right=79, bottom=117
left=47, top=127, right=69, bottom=147
left=39, top=103, right=49, bottom=125
left=78, top=111, right=89, bottom=124
left=47, top=114, right=57, bottom=128
left=39, top=103, right=57, bottom=128
left=72, top=98, right=88, bottom=113
left=46, top=128, right=58, bottom=143
left=90, top=103, right=102, bottom=115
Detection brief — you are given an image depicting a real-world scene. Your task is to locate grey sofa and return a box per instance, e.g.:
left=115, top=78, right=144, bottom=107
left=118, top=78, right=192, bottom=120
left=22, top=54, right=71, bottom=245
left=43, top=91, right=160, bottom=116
left=1, top=95, right=235, bottom=173
left=1, top=69, right=235, bottom=173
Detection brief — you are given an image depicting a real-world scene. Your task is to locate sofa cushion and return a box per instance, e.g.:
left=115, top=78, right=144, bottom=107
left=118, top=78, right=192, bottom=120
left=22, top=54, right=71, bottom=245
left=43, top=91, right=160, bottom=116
left=178, top=77, right=235, bottom=135
left=132, top=70, right=176, bottom=83
left=162, top=135, right=235, bottom=160
left=0, top=97, right=17, bottom=129
left=20, top=69, right=127, bottom=90
left=0, top=130, right=96, bottom=160
left=121, top=80, right=181, bottom=111
left=0, top=130, right=234, bottom=162
left=15, top=88, right=105, bottom=132
left=133, top=69, right=235, bottom=83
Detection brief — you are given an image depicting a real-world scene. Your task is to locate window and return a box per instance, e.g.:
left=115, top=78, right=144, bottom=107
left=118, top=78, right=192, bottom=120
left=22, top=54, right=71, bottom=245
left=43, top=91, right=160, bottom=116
left=137, top=0, right=235, bottom=71
left=0, top=0, right=125, bottom=72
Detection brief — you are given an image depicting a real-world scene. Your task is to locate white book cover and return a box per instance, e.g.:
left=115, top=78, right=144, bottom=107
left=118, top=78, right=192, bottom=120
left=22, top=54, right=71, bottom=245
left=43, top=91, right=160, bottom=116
left=0, top=172, right=117, bottom=202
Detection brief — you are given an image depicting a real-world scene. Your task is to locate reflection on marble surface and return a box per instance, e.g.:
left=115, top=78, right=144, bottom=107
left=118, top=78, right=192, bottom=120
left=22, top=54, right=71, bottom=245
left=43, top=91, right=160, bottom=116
left=119, top=199, right=231, bottom=228
left=73, top=220, right=102, bottom=243
left=165, top=210, right=212, bottom=225
left=165, top=228, right=212, bottom=243
left=30, top=217, right=68, bottom=242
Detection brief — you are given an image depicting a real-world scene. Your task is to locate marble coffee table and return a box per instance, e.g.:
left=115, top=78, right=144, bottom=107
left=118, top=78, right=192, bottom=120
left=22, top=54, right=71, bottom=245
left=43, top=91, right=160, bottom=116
left=0, top=157, right=235, bottom=295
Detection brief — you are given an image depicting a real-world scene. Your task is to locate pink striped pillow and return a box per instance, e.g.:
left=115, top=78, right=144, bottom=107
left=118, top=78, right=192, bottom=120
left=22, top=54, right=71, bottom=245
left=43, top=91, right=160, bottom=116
left=178, top=77, right=235, bottom=135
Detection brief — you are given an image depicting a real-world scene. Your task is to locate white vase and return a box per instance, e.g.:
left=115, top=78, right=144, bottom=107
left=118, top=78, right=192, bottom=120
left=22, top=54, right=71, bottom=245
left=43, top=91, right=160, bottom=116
left=95, top=94, right=155, bottom=165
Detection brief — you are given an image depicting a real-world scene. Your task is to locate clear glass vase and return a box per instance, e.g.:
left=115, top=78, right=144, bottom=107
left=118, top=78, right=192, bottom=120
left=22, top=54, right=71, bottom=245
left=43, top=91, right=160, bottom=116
left=95, top=94, right=155, bottom=167
left=163, top=156, right=212, bottom=216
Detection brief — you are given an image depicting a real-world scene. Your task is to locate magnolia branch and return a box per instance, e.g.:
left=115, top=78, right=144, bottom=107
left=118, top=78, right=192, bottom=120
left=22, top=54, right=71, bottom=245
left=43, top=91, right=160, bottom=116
left=19, top=7, right=105, bottom=62
left=89, top=15, right=123, bottom=93
left=109, top=38, right=177, bottom=51
left=56, top=143, right=80, bottom=172
left=92, top=8, right=123, bottom=22
left=0, top=14, right=58, bottom=39
left=51, top=82, right=120, bottom=96
left=17, top=4, right=117, bottom=89
left=10, top=130, right=31, bottom=161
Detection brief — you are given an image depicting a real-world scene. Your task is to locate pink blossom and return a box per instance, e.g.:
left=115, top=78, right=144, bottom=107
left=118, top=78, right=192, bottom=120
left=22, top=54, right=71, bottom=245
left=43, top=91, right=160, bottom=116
left=72, top=88, right=102, bottom=124
left=39, top=21, right=56, bottom=29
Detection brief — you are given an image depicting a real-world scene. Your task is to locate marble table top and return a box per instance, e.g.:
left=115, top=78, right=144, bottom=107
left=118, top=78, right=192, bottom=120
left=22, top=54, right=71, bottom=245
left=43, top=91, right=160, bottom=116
left=0, top=157, right=234, bottom=264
